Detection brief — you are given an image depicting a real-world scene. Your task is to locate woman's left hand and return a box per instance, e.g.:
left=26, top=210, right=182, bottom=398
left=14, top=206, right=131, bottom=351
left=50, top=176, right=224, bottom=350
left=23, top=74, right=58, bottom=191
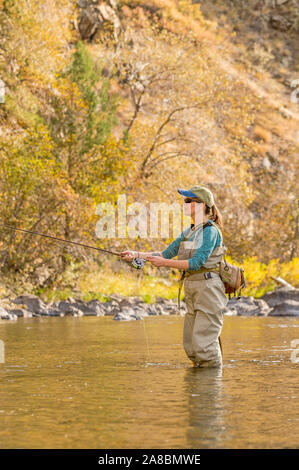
left=146, top=255, right=167, bottom=267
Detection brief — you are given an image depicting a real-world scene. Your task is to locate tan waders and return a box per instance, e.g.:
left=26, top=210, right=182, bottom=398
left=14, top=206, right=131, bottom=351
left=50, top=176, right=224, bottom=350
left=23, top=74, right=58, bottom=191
left=178, top=222, right=229, bottom=368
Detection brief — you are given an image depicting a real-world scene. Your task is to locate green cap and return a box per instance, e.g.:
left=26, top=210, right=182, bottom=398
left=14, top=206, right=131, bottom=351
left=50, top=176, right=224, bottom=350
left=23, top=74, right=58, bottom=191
left=178, top=185, right=214, bottom=208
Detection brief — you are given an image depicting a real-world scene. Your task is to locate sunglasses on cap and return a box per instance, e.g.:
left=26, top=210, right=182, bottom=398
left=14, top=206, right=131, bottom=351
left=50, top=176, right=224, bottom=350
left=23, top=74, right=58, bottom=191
left=184, top=198, right=203, bottom=204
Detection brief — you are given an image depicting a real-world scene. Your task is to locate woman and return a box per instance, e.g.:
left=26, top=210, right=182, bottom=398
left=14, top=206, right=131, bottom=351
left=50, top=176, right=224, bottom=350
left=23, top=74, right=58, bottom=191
left=120, top=185, right=228, bottom=368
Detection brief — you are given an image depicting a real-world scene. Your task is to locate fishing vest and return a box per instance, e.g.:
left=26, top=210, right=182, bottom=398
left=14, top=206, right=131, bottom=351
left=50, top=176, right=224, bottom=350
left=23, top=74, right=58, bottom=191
left=177, top=220, right=227, bottom=310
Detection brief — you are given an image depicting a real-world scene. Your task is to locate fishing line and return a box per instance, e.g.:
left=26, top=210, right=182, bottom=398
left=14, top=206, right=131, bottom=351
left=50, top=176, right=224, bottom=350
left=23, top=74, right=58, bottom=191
left=0, top=224, right=122, bottom=256
left=142, top=315, right=152, bottom=363
left=1, top=223, right=152, bottom=358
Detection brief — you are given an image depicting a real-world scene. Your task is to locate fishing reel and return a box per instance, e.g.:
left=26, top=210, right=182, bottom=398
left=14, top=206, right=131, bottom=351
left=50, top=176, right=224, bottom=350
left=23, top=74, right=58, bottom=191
left=131, top=258, right=146, bottom=270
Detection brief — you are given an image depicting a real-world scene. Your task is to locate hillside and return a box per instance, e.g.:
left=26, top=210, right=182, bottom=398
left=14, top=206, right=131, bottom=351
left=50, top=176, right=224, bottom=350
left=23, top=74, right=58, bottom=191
left=76, top=0, right=299, bottom=260
left=0, top=0, right=298, bottom=297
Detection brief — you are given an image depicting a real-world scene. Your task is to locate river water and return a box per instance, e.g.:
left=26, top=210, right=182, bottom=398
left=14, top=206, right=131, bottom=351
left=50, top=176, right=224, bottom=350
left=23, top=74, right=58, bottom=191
left=0, top=315, right=298, bottom=449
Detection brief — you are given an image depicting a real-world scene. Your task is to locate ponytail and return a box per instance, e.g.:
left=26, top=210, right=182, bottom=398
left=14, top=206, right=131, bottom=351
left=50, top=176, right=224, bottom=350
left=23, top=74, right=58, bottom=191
left=191, top=196, right=224, bottom=231
left=206, top=203, right=223, bottom=231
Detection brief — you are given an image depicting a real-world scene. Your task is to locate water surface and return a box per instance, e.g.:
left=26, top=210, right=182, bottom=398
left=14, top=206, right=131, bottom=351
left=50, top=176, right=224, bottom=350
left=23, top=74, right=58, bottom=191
left=0, top=315, right=298, bottom=448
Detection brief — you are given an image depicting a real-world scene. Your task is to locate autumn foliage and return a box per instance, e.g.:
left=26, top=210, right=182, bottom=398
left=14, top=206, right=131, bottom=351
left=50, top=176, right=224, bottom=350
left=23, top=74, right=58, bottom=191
left=0, top=0, right=298, bottom=293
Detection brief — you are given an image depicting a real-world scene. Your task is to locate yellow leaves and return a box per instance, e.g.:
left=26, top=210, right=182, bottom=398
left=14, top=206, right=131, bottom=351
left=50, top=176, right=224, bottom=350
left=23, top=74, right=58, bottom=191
left=239, top=256, right=299, bottom=297
left=53, top=76, right=86, bottom=109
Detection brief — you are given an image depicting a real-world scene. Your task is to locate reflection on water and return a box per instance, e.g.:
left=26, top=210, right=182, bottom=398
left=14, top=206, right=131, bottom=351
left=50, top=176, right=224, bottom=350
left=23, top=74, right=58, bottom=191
left=0, top=315, right=298, bottom=448
left=185, top=367, right=225, bottom=448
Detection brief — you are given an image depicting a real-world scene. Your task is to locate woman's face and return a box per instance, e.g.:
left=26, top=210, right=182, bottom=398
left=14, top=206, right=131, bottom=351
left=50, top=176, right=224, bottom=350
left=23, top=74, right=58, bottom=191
left=183, top=198, right=205, bottom=221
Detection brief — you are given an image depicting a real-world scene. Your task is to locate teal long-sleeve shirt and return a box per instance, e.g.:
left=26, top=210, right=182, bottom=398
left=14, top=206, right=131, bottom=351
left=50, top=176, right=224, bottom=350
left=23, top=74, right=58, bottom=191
left=161, top=220, right=221, bottom=271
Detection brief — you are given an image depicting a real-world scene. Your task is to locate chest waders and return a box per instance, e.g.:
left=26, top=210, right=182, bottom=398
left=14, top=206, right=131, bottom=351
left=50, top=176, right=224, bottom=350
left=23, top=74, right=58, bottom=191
left=178, top=221, right=228, bottom=368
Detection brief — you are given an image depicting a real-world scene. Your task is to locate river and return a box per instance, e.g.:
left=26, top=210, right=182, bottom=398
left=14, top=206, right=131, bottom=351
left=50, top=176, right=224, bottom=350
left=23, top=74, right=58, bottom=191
left=0, top=315, right=298, bottom=448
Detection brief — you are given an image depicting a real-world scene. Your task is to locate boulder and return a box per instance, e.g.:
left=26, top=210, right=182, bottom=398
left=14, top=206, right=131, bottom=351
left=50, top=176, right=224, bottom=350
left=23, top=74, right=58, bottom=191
left=268, top=300, right=299, bottom=317
left=144, top=303, right=159, bottom=315
left=87, top=299, right=107, bottom=316
left=269, top=15, right=292, bottom=31
left=12, top=294, right=47, bottom=314
left=55, top=301, right=103, bottom=316
left=47, top=309, right=64, bottom=317
left=114, top=306, right=146, bottom=321
left=8, top=308, right=33, bottom=318
left=77, top=0, right=121, bottom=41
left=0, top=306, right=17, bottom=320
left=223, top=296, right=272, bottom=316
left=260, top=286, right=299, bottom=308
left=101, top=300, right=121, bottom=315
left=64, top=308, right=84, bottom=317
left=50, top=301, right=86, bottom=316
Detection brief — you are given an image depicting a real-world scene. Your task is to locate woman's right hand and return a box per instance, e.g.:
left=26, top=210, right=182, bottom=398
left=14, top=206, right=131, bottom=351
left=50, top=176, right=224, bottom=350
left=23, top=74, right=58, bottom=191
left=119, top=250, right=136, bottom=261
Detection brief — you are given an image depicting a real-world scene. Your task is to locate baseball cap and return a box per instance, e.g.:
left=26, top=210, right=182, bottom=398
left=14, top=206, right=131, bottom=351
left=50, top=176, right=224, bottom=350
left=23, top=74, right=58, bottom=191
left=178, top=185, right=214, bottom=208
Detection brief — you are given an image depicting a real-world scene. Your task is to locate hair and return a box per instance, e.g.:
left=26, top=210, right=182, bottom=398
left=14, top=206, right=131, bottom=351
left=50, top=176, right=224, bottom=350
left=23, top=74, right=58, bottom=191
left=190, top=198, right=224, bottom=230
left=205, top=203, right=223, bottom=231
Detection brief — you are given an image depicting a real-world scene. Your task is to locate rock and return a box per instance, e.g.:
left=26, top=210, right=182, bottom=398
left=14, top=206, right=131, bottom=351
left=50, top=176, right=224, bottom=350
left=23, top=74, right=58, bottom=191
left=260, top=286, right=299, bottom=308
left=7, top=289, right=297, bottom=320
left=47, top=309, right=64, bottom=317
left=64, top=308, right=84, bottom=317
left=114, top=306, right=146, bottom=321
left=87, top=299, right=106, bottom=316
left=268, top=300, right=299, bottom=317
left=1, top=314, right=18, bottom=320
left=58, top=301, right=102, bottom=316
left=8, top=308, right=33, bottom=318
left=12, top=294, right=47, bottom=314
left=101, top=300, right=121, bottom=315
left=53, top=301, right=71, bottom=312
left=51, top=301, right=87, bottom=316
left=107, top=306, right=121, bottom=316
left=0, top=306, right=17, bottom=320
left=155, top=303, right=169, bottom=315
left=222, top=306, right=238, bottom=316
left=222, top=296, right=271, bottom=316
left=221, top=287, right=299, bottom=317
left=154, top=297, right=179, bottom=314
left=269, top=15, right=292, bottom=31
left=78, top=5, right=99, bottom=39
left=2, top=293, right=176, bottom=320
left=77, top=0, right=121, bottom=41
left=161, top=300, right=180, bottom=315
left=144, top=303, right=159, bottom=315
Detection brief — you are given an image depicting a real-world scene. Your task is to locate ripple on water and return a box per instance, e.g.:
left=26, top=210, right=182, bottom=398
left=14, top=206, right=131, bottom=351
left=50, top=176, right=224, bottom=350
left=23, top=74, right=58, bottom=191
left=144, top=362, right=188, bottom=369
left=1, top=315, right=299, bottom=449
left=268, top=324, right=299, bottom=328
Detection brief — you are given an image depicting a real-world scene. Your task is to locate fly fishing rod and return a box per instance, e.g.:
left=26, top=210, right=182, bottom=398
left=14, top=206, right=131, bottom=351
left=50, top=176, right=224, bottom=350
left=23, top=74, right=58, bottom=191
left=2, top=223, right=151, bottom=359
left=0, top=224, right=146, bottom=269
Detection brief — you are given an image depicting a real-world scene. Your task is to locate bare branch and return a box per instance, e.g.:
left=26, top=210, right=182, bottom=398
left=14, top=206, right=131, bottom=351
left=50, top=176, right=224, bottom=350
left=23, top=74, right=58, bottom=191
left=125, top=85, right=147, bottom=135
left=140, top=105, right=201, bottom=175
left=146, top=152, right=194, bottom=174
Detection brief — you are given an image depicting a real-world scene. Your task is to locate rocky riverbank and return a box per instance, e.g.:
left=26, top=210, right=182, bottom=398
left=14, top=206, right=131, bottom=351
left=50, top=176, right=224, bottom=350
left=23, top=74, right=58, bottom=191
left=222, top=286, right=299, bottom=317
left=0, top=285, right=298, bottom=321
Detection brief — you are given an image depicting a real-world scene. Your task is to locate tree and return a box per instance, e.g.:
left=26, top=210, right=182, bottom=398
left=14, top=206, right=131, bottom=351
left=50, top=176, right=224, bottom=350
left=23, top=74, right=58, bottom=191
left=47, top=40, right=127, bottom=270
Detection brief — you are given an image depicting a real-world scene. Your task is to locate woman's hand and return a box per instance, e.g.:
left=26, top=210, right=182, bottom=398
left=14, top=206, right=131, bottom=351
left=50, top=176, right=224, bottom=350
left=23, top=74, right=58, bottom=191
left=119, top=250, right=135, bottom=261
left=146, top=255, right=168, bottom=267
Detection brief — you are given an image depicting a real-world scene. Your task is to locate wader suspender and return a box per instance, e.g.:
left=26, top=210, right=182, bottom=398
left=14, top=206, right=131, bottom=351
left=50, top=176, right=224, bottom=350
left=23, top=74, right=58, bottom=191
left=177, top=221, right=221, bottom=312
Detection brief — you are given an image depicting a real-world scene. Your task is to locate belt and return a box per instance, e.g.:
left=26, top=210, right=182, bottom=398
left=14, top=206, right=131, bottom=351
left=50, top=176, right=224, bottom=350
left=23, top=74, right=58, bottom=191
left=177, top=266, right=221, bottom=313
